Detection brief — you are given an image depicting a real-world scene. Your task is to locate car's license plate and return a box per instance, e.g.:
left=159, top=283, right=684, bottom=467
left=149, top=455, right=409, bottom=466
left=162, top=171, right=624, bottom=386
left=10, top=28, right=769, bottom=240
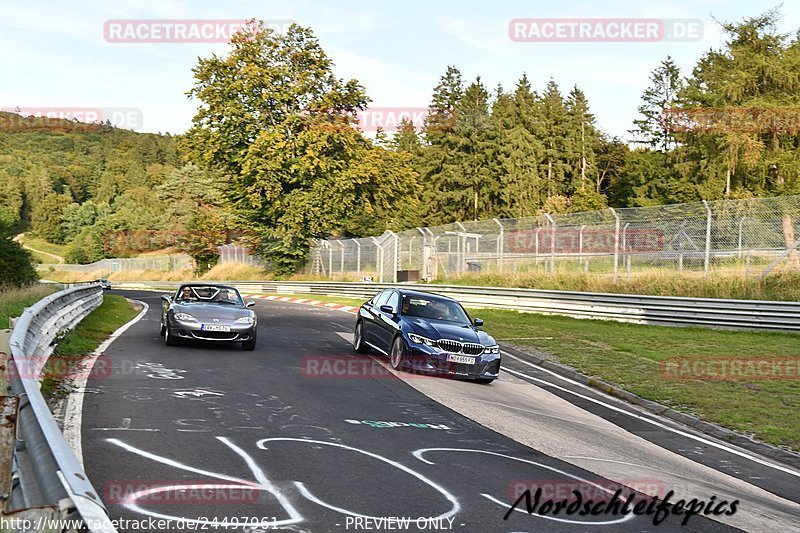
left=201, top=324, right=230, bottom=332
left=447, top=354, right=476, bottom=364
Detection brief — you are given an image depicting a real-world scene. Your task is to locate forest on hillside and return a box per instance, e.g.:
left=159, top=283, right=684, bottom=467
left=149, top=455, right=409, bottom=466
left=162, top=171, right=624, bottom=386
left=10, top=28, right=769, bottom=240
left=1, top=10, right=798, bottom=278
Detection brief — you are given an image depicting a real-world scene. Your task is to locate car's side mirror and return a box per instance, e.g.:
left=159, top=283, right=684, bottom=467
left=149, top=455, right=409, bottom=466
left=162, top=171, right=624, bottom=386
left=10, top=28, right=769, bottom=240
left=161, top=294, right=172, bottom=302
left=474, top=318, right=484, bottom=327
left=245, top=300, right=256, bottom=308
left=380, top=305, right=395, bottom=314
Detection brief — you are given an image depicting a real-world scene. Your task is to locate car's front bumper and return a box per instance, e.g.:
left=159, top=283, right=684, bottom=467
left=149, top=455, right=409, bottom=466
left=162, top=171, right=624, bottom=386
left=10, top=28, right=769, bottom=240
left=403, top=342, right=501, bottom=379
left=168, top=319, right=256, bottom=342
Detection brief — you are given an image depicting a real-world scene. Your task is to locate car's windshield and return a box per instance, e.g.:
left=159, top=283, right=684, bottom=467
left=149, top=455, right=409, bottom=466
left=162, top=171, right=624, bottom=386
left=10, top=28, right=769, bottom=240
left=400, top=295, right=470, bottom=323
left=177, top=286, right=243, bottom=306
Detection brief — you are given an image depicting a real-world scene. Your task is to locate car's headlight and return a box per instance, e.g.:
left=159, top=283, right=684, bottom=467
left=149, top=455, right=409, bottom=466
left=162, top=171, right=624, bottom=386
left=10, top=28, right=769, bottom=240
left=408, top=333, right=438, bottom=347
left=174, top=313, right=196, bottom=322
left=484, top=345, right=500, bottom=354
left=235, top=316, right=255, bottom=324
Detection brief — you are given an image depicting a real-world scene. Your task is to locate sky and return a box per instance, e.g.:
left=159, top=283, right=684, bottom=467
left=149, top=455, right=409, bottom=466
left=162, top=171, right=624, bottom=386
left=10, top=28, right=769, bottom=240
left=2, top=0, right=798, bottom=140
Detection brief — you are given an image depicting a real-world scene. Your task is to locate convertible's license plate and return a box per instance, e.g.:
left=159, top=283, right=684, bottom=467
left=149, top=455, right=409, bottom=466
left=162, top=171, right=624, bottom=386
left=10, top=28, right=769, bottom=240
left=447, top=354, right=476, bottom=364
left=201, top=324, right=230, bottom=332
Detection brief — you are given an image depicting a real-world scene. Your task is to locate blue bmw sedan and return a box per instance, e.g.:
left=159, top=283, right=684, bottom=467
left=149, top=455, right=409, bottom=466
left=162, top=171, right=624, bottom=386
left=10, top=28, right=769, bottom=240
left=353, top=289, right=501, bottom=383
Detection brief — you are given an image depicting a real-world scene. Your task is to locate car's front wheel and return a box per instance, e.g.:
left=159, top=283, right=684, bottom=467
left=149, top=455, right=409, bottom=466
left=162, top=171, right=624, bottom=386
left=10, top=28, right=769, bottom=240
left=353, top=321, right=371, bottom=354
left=164, top=324, right=178, bottom=346
left=390, top=336, right=405, bottom=371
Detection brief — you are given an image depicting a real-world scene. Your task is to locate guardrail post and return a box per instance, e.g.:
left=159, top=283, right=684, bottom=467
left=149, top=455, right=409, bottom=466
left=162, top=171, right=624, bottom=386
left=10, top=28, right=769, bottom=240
left=703, top=200, right=712, bottom=278
left=609, top=208, right=620, bottom=283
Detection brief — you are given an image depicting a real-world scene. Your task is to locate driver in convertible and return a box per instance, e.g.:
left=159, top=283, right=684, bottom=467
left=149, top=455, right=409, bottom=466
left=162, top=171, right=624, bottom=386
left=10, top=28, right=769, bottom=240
left=180, top=287, right=196, bottom=301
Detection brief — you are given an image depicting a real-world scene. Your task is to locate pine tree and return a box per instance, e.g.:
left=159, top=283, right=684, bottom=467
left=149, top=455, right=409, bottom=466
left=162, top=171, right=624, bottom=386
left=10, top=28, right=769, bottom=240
left=630, top=57, right=684, bottom=151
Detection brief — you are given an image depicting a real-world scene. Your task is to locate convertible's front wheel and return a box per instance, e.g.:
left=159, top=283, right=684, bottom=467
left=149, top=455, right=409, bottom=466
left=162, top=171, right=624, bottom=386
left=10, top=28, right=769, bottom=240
left=390, top=336, right=405, bottom=371
left=164, top=325, right=178, bottom=346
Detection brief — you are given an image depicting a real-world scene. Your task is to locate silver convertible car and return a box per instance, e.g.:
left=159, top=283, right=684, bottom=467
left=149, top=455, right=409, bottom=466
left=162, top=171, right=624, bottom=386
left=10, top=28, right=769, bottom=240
left=160, top=284, right=258, bottom=350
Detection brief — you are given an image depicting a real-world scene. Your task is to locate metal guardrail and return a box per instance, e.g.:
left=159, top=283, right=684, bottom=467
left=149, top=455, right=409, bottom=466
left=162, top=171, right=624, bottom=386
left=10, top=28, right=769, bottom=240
left=114, top=280, right=800, bottom=332
left=7, top=284, right=115, bottom=532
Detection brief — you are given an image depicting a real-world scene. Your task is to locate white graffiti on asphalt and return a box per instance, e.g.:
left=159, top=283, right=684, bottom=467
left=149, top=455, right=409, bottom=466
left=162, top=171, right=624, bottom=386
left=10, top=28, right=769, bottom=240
left=136, top=362, right=186, bottom=380
left=107, top=438, right=636, bottom=528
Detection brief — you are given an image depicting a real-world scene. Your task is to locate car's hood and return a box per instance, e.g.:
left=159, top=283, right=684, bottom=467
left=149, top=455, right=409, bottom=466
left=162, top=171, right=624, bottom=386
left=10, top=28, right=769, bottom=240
left=407, top=318, right=493, bottom=345
left=171, top=302, right=251, bottom=320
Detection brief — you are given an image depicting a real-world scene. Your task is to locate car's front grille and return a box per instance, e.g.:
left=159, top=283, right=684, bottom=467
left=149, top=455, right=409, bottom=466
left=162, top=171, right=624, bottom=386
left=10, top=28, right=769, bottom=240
left=437, top=339, right=462, bottom=353
left=191, top=331, right=239, bottom=341
left=435, top=339, right=484, bottom=355
left=462, top=343, right=485, bottom=355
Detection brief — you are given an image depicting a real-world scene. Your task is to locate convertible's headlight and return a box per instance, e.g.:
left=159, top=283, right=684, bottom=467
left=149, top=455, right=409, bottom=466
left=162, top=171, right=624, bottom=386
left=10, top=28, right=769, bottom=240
left=174, top=313, right=196, bottom=322
left=484, top=345, right=500, bottom=354
left=235, top=316, right=255, bottom=324
left=408, top=333, right=438, bottom=347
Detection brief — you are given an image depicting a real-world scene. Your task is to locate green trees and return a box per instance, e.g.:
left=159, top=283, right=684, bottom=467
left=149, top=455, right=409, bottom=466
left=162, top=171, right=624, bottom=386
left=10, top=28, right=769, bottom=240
left=0, top=212, right=36, bottom=287
left=619, top=9, right=800, bottom=207
left=3, top=10, right=800, bottom=277
left=397, top=68, right=618, bottom=224
left=182, top=21, right=421, bottom=274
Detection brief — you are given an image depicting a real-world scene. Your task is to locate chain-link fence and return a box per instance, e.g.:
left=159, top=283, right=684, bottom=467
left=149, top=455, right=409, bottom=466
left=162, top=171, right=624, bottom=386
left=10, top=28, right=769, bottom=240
left=218, top=243, right=262, bottom=265
left=305, top=195, right=800, bottom=282
left=37, top=254, right=195, bottom=273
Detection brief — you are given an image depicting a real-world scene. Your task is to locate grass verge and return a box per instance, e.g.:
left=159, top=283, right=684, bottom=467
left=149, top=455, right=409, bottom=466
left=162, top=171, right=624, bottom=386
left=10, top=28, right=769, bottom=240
left=440, top=271, right=800, bottom=302
left=0, top=285, right=59, bottom=329
left=265, top=292, right=799, bottom=451
left=41, top=294, right=140, bottom=398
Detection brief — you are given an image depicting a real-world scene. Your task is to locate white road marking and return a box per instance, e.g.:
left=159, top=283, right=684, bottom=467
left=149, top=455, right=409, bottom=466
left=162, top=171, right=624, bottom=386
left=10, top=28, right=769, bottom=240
left=501, top=357, right=800, bottom=478
left=173, top=389, right=225, bottom=399
left=413, top=448, right=633, bottom=525
left=257, top=437, right=461, bottom=523
left=217, top=436, right=304, bottom=526
left=63, top=299, right=148, bottom=466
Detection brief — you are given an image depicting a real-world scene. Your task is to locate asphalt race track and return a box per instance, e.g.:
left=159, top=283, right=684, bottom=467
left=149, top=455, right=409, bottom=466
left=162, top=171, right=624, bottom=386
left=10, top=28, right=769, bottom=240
left=78, top=291, right=800, bottom=532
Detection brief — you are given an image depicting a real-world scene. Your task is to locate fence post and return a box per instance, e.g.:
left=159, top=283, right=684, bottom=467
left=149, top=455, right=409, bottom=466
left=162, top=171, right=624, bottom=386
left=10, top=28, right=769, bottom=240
left=737, top=216, right=746, bottom=259
left=579, top=224, right=586, bottom=265
left=703, top=200, right=712, bottom=278
left=355, top=240, right=361, bottom=276
left=609, top=208, right=620, bottom=283
left=371, top=237, right=382, bottom=282
left=335, top=240, right=344, bottom=275
left=492, top=218, right=504, bottom=271
left=327, top=241, right=333, bottom=279
left=393, top=231, right=399, bottom=283
left=622, top=222, right=630, bottom=273
left=544, top=213, right=555, bottom=274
